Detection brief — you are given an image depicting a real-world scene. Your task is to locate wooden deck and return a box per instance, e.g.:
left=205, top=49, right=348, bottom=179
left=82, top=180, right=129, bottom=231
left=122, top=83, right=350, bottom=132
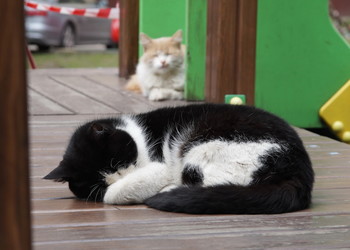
left=29, top=68, right=350, bottom=249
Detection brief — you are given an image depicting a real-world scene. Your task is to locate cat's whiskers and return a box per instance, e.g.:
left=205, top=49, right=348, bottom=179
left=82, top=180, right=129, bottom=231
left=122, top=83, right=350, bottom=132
left=94, top=186, right=103, bottom=203
left=86, top=184, right=100, bottom=203
left=110, top=158, right=124, bottom=170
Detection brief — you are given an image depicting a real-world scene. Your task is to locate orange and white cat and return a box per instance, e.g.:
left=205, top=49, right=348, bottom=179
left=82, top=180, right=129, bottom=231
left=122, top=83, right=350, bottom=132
left=126, top=30, right=185, bottom=101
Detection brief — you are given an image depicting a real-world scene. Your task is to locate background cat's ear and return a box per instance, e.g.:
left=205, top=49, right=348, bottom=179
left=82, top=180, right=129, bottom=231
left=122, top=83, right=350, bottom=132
left=140, top=33, right=153, bottom=50
left=43, top=163, right=71, bottom=182
left=171, top=30, right=182, bottom=43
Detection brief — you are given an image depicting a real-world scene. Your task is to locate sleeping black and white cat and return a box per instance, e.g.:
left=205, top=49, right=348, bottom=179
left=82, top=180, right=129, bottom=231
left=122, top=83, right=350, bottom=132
left=44, top=104, right=314, bottom=214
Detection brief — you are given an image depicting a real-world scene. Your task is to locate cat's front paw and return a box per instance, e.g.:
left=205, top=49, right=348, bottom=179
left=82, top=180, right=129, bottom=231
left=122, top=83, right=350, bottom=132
left=104, top=165, right=137, bottom=185
left=171, top=91, right=184, bottom=100
left=148, top=88, right=166, bottom=101
left=103, top=182, right=132, bottom=204
left=103, top=186, right=121, bottom=204
left=172, top=83, right=184, bottom=91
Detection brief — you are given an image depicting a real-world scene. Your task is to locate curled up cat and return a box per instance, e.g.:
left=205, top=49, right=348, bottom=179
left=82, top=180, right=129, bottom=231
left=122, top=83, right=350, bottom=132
left=125, top=30, right=185, bottom=101
left=44, top=104, right=314, bottom=214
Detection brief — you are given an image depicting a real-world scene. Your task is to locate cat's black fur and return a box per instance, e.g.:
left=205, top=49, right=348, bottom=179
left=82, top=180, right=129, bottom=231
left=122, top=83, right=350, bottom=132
left=45, top=119, right=137, bottom=201
left=45, top=104, right=314, bottom=214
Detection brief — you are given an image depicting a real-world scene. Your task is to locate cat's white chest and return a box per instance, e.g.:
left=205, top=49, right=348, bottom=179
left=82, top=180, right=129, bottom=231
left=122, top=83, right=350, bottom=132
left=137, top=62, right=184, bottom=95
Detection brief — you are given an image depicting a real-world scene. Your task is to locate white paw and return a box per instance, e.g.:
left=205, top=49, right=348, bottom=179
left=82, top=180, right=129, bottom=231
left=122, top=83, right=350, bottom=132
left=103, top=187, right=118, bottom=204
left=103, top=182, right=133, bottom=204
left=103, top=165, right=137, bottom=185
left=148, top=88, right=166, bottom=101
left=104, top=172, right=120, bottom=185
left=172, top=83, right=184, bottom=91
left=172, top=91, right=184, bottom=100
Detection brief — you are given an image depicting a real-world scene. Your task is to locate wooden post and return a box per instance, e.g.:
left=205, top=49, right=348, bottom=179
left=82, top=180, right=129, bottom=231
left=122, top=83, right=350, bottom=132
left=206, top=0, right=257, bottom=104
left=0, top=1, right=31, bottom=250
left=118, top=0, right=139, bottom=78
left=108, top=0, right=118, bottom=7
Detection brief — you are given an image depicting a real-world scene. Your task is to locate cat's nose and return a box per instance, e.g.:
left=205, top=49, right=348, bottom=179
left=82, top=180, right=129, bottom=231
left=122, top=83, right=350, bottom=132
left=161, top=61, right=168, bottom=67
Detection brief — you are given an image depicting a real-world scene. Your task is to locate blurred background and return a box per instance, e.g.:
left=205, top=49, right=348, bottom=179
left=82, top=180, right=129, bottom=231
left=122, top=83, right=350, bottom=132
left=25, top=0, right=119, bottom=68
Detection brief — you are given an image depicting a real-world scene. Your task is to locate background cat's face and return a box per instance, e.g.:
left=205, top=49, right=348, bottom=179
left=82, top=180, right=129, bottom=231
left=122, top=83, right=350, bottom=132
left=44, top=119, right=137, bottom=201
left=140, top=30, right=184, bottom=74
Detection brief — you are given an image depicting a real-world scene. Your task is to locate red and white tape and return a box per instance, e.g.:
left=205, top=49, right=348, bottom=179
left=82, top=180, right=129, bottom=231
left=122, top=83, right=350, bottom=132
left=24, top=0, right=119, bottom=19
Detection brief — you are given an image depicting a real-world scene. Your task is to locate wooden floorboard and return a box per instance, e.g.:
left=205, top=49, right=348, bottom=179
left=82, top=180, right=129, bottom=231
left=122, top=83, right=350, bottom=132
left=28, top=68, right=350, bottom=249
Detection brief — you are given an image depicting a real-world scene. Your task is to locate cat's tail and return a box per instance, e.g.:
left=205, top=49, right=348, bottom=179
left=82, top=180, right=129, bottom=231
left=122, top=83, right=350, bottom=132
left=144, top=179, right=313, bottom=214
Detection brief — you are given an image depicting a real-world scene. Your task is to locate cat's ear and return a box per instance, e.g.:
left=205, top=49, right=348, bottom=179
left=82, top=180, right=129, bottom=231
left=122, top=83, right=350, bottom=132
left=171, top=30, right=182, bottom=43
left=90, top=123, right=106, bottom=135
left=89, top=122, right=112, bottom=139
left=140, top=33, right=153, bottom=50
left=43, top=163, right=72, bottom=182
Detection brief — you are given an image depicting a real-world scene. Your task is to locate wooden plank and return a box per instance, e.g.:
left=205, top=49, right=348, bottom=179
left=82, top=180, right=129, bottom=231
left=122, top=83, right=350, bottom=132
left=51, top=75, right=154, bottom=113
left=119, top=0, right=139, bottom=78
left=0, top=0, right=32, bottom=249
left=32, top=212, right=350, bottom=249
left=31, top=187, right=74, bottom=200
left=28, top=88, right=73, bottom=115
left=32, top=207, right=187, bottom=226
left=87, top=73, right=192, bottom=109
left=33, top=236, right=350, bottom=250
left=28, top=68, right=119, bottom=76
left=32, top=206, right=350, bottom=225
left=86, top=74, right=160, bottom=107
left=29, top=75, right=118, bottom=114
left=32, top=199, right=114, bottom=212
left=29, top=114, right=116, bottom=125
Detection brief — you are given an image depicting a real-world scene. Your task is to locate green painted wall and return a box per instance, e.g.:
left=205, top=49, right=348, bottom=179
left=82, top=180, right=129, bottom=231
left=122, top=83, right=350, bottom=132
left=255, top=0, right=350, bottom=128
left=185, top=0, right=207, bottom=100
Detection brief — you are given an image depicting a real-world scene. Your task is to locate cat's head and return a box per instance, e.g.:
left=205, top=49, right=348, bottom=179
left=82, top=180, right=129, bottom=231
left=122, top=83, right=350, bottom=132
left=44, top=119, right=137, bottom=201
left=140, top=30, right=184, bottom=74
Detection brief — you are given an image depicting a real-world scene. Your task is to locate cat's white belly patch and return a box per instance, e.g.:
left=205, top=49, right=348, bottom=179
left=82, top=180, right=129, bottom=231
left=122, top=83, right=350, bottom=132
left=183, top=140, right=281, bottom=186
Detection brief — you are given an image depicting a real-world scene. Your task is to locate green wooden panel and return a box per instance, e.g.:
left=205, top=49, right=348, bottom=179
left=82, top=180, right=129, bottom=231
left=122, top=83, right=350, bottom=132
left=139, top=0, right=187, bottom=56
left=185, top=0, right=207, bottom=100
left=255, top=0, right=350, bottom=128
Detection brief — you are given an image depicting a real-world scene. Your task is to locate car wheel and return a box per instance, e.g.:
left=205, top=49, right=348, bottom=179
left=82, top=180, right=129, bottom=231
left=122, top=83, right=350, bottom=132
left=60, top=24, right=75, bottom=48
left=106, top=43, right=118, bottom=49
left=37, top=45, right=50, bottom=52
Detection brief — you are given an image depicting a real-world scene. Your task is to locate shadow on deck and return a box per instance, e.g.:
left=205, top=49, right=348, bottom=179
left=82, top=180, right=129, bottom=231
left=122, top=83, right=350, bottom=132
left=29, top=68, right=350, bottom=249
